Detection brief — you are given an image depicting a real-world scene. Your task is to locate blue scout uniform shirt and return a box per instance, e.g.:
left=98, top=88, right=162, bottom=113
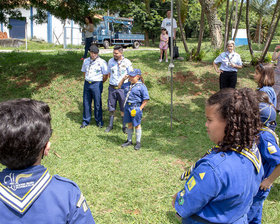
left=81, top=56, right=108, bottom=82
left=214, top=51, right=242, bottom=72
left=122, top=81, right=150, bottom=104
left=258, top=86, right=277, bottom=107
left=108, top=57, right=133, bottom=86
left=175, top=145, right=263, bottom=224
left=0, top=165, right=95, bottom=224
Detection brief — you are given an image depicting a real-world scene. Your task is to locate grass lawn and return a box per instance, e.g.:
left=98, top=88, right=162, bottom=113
left=0, top=46, right=280, bottom=223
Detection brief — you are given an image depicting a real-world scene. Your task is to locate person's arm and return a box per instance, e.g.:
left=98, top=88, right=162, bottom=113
left=230, top=63, right=242, bottom=69
left=88, top=24, right=94, bottom=32
left=118, top=75, right=129, bottom=89
left=260, top=164, right=280, bottom=191
left=140, top=100, right=148, bottom=111
left=272, top=45, right=280, bottom=61
left=173, top=28, right=176, bottom=40
left=103, top=74, right=109, bottom=83
left=213, top=61, right=221, bottom=74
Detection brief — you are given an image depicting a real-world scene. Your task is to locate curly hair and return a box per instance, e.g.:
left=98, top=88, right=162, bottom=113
left=256, top=63, right=275, bottom=87
left=0, top=98, right=52, bottom=170
left=207, top=88, right=261, bottom=152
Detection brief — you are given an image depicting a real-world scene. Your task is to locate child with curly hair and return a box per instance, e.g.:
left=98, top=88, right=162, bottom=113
left=172, top=88, right=264, bottom=224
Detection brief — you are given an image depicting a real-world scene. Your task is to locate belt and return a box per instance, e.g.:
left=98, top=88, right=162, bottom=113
left=109, top=84, right=119, bottom=89
left=86, top=80, right=101, bottom=84
left=127, top=102, right=141, bottom=106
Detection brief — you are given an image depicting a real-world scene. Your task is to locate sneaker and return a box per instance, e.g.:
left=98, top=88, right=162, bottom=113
left=159, top=59, right=162, bottom=62
left=134, top=142, right=141, bottom=150
left=80, top=124, right=87, bottom=129
left=121, top=140, right=133, bottom=147
left=165, top=59, right=168, bottom=62
left=105, top=126, right=113, bottom=132
left=122, top=127, right=128, bottom=134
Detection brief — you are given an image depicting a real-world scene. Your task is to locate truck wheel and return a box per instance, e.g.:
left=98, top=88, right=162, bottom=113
left=103, top=40, right=109, bottom=49
left=132, top=41, right=140, bottom=49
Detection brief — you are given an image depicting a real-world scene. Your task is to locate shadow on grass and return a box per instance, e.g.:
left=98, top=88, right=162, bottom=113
left=166, top=211, right=181, bottom=224
left=267, top=183, right=280, bottom=202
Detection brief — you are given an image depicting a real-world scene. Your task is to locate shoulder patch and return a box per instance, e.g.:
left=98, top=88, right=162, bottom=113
left=77, top=193, right=88, bottom=212
left=199, top=172, right=205, bottom=180
left=187, top=176, right=196, bottom=191
left=268, top=142, right=277, bottom=154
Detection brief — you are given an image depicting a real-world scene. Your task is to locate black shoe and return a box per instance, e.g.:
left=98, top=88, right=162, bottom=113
left=97, top=122, right=103, bottom=128
left=122, top=127, right=128, bottom=134
left=80, top=124, right=87, bottom=129
left=105, top=126, right=113, bottom=132
left=134, top=142, right=141, bottom=150
left=121, top=140, right=132, bottom=147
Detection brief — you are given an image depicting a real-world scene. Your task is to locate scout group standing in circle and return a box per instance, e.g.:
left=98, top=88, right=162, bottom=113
left=0, top=29, right=280, bottom=222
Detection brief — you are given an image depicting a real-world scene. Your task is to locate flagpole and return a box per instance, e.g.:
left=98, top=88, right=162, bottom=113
left=169, top=0, right=174, bottom=130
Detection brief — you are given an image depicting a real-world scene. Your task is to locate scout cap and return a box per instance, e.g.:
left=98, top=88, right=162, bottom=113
left=89, top=45, right=99, bottom=53
left=259, top=102, right=276, bottom=126
left=128, top=69, right=141, bottom=77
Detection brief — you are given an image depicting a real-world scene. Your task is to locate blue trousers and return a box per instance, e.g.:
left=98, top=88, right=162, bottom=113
left=83, top=81, right=103, bottom=126
left=83, top=37, right=93, bottom=58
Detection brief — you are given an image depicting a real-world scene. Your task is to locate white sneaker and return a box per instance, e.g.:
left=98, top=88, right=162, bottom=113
left=166, top=59, right=168, bottom=62
left=159, top=59, right=162, bottom=62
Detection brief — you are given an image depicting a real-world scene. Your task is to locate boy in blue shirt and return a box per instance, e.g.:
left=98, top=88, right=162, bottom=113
left=0, top=99, right=95, bottom=224
left=118, top=69, right=150, bottom=150
left=248, top=102, right=280, bottom=223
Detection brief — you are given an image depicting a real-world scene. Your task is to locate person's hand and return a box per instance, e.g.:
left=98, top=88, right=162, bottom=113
left=173, top=36, right=176, bottom=40
left=260, top=178, right=272, bottom=191
left=230, top=62, right=236, bottom=68
left=172, top=193, right=178, bottom=208
left=123, top=75, right=129, bottom=80
left=216, top=69, right=222, bottom=74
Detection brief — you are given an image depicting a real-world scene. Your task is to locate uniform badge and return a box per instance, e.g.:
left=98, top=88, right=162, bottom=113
left=178, top=190, right=185, bottom=205
left=199, top=172, right=205, bottom=180
left=187, top=176, right=196, bottom=191
left=268, top=142, right=277, bottom=154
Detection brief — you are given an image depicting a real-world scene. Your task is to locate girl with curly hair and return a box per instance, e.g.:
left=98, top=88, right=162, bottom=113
left=255, top=63, right=277, bottom=107
left=172, top=88, right=264, bottom=224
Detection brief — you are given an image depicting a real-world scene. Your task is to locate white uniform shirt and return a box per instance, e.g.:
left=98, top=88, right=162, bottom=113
left=161, top=18, right=177, bottom=37
left=214, top=51, right=242, bottom=72
left=108, top=57, right=133, bottom=86
left=84, top=24, right=93, bottom=38
left=81, top=57, right=108, bottom=82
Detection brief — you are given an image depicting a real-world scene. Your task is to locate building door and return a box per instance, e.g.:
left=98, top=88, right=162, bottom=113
left=9, top=18, right=26, bottom=39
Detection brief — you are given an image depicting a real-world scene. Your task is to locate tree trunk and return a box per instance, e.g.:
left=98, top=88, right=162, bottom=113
left=233, top=0, right=244, bottom=41
left=260, top=0, right=280, bottom=62
left=234, top=0, right=238, bottom=29
left=246, top=0, right=254, bottom=58
left=227, top=0, right=235, bottom=43
left=258, top=17, right=262, bottom=44
left=144, top=30, right=149, bottom=46
left=199, top=0, right=223, bottom=49
left=176, top=0, right=189, bottom=54
left=224, top=0, right=230, bottom=51
left=197, top=4, right=205, bottom=56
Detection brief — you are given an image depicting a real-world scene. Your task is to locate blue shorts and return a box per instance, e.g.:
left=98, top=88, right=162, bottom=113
left=124, top=104, right=142, bottom=127
left=107, top=85, right=125, bottom=112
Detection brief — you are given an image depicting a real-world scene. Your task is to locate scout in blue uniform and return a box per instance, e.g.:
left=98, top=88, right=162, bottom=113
left=254, top=63, right=277, bottom=107
left=0, top=99, right=95, bottom=224
left=248, top=102, right=280, bottom=223
left=118, top=69, right=150, bottom=150
left=173, top=88, right=263, bottom=224
left=80, top=45, right=108, bottom=128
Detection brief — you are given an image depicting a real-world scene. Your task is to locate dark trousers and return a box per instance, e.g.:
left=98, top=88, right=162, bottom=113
left=83, top=37, right=93, bottom=58
left=83, top=81, right=103, bottom=126
left=219, top=71, right=237, bottom=89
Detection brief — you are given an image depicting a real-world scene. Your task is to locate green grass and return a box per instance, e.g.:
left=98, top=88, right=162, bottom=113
left=0, top=48, right=280, bottom=223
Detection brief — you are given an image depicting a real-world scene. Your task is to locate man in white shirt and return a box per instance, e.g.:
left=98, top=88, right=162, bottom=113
left=161, top=10, right=177, bottom=57
left=104, top=45, right=133, bottom=133
left=80, top=45, right=108, bottom=128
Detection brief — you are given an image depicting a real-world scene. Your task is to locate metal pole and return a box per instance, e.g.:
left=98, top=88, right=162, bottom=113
left=169, top=0, right=174, bottom=130
left=25, top=22, right=27, bottom=50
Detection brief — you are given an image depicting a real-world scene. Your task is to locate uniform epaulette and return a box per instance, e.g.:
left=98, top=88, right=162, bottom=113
left=52, top=175, right=79, bottom=188
left=261, top=127, right=279, bottom=145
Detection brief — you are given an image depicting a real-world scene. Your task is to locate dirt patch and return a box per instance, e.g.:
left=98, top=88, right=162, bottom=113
left=158, top=71, right=198, bottom=85
left=125, top=209, right=141, bottom=215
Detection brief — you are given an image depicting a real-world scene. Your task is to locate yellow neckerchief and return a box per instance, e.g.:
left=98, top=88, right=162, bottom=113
left=261, top=127, right=279, bottom=145
left=181, top=144, right=262, bottom=181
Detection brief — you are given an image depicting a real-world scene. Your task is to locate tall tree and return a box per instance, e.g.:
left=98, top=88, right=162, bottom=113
left=196, top=3, right=205, bottom=56
left=223, top=0, right=230, bottom=51
left=260, top=0, right=280, bottom=61
left=199, top=0, right=223, bottom=48
left=250, top=0, right=273, bottom=44
left=246, top=0, right=254, bottom=58
left=176, top=0, right=189, bottom=53
left=232, top=0, right=244, bottom=41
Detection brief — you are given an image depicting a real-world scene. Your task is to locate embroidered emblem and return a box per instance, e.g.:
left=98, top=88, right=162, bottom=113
left=268, top=142, right=277, bottom=154
left=77, top=193, right=85, bottom=208
left=187, top=176, right=196, bottom=191
left=199, top=172, right=205, bottom=180
left=4, top=173, right=34, bottom=191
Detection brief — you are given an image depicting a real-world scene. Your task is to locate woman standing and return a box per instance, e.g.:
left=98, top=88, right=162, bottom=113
left=81, top=16, right=94, bottom=61
left=272, top=45, right=280, bottom=111
left=213, top=40, right=243, bottom=89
